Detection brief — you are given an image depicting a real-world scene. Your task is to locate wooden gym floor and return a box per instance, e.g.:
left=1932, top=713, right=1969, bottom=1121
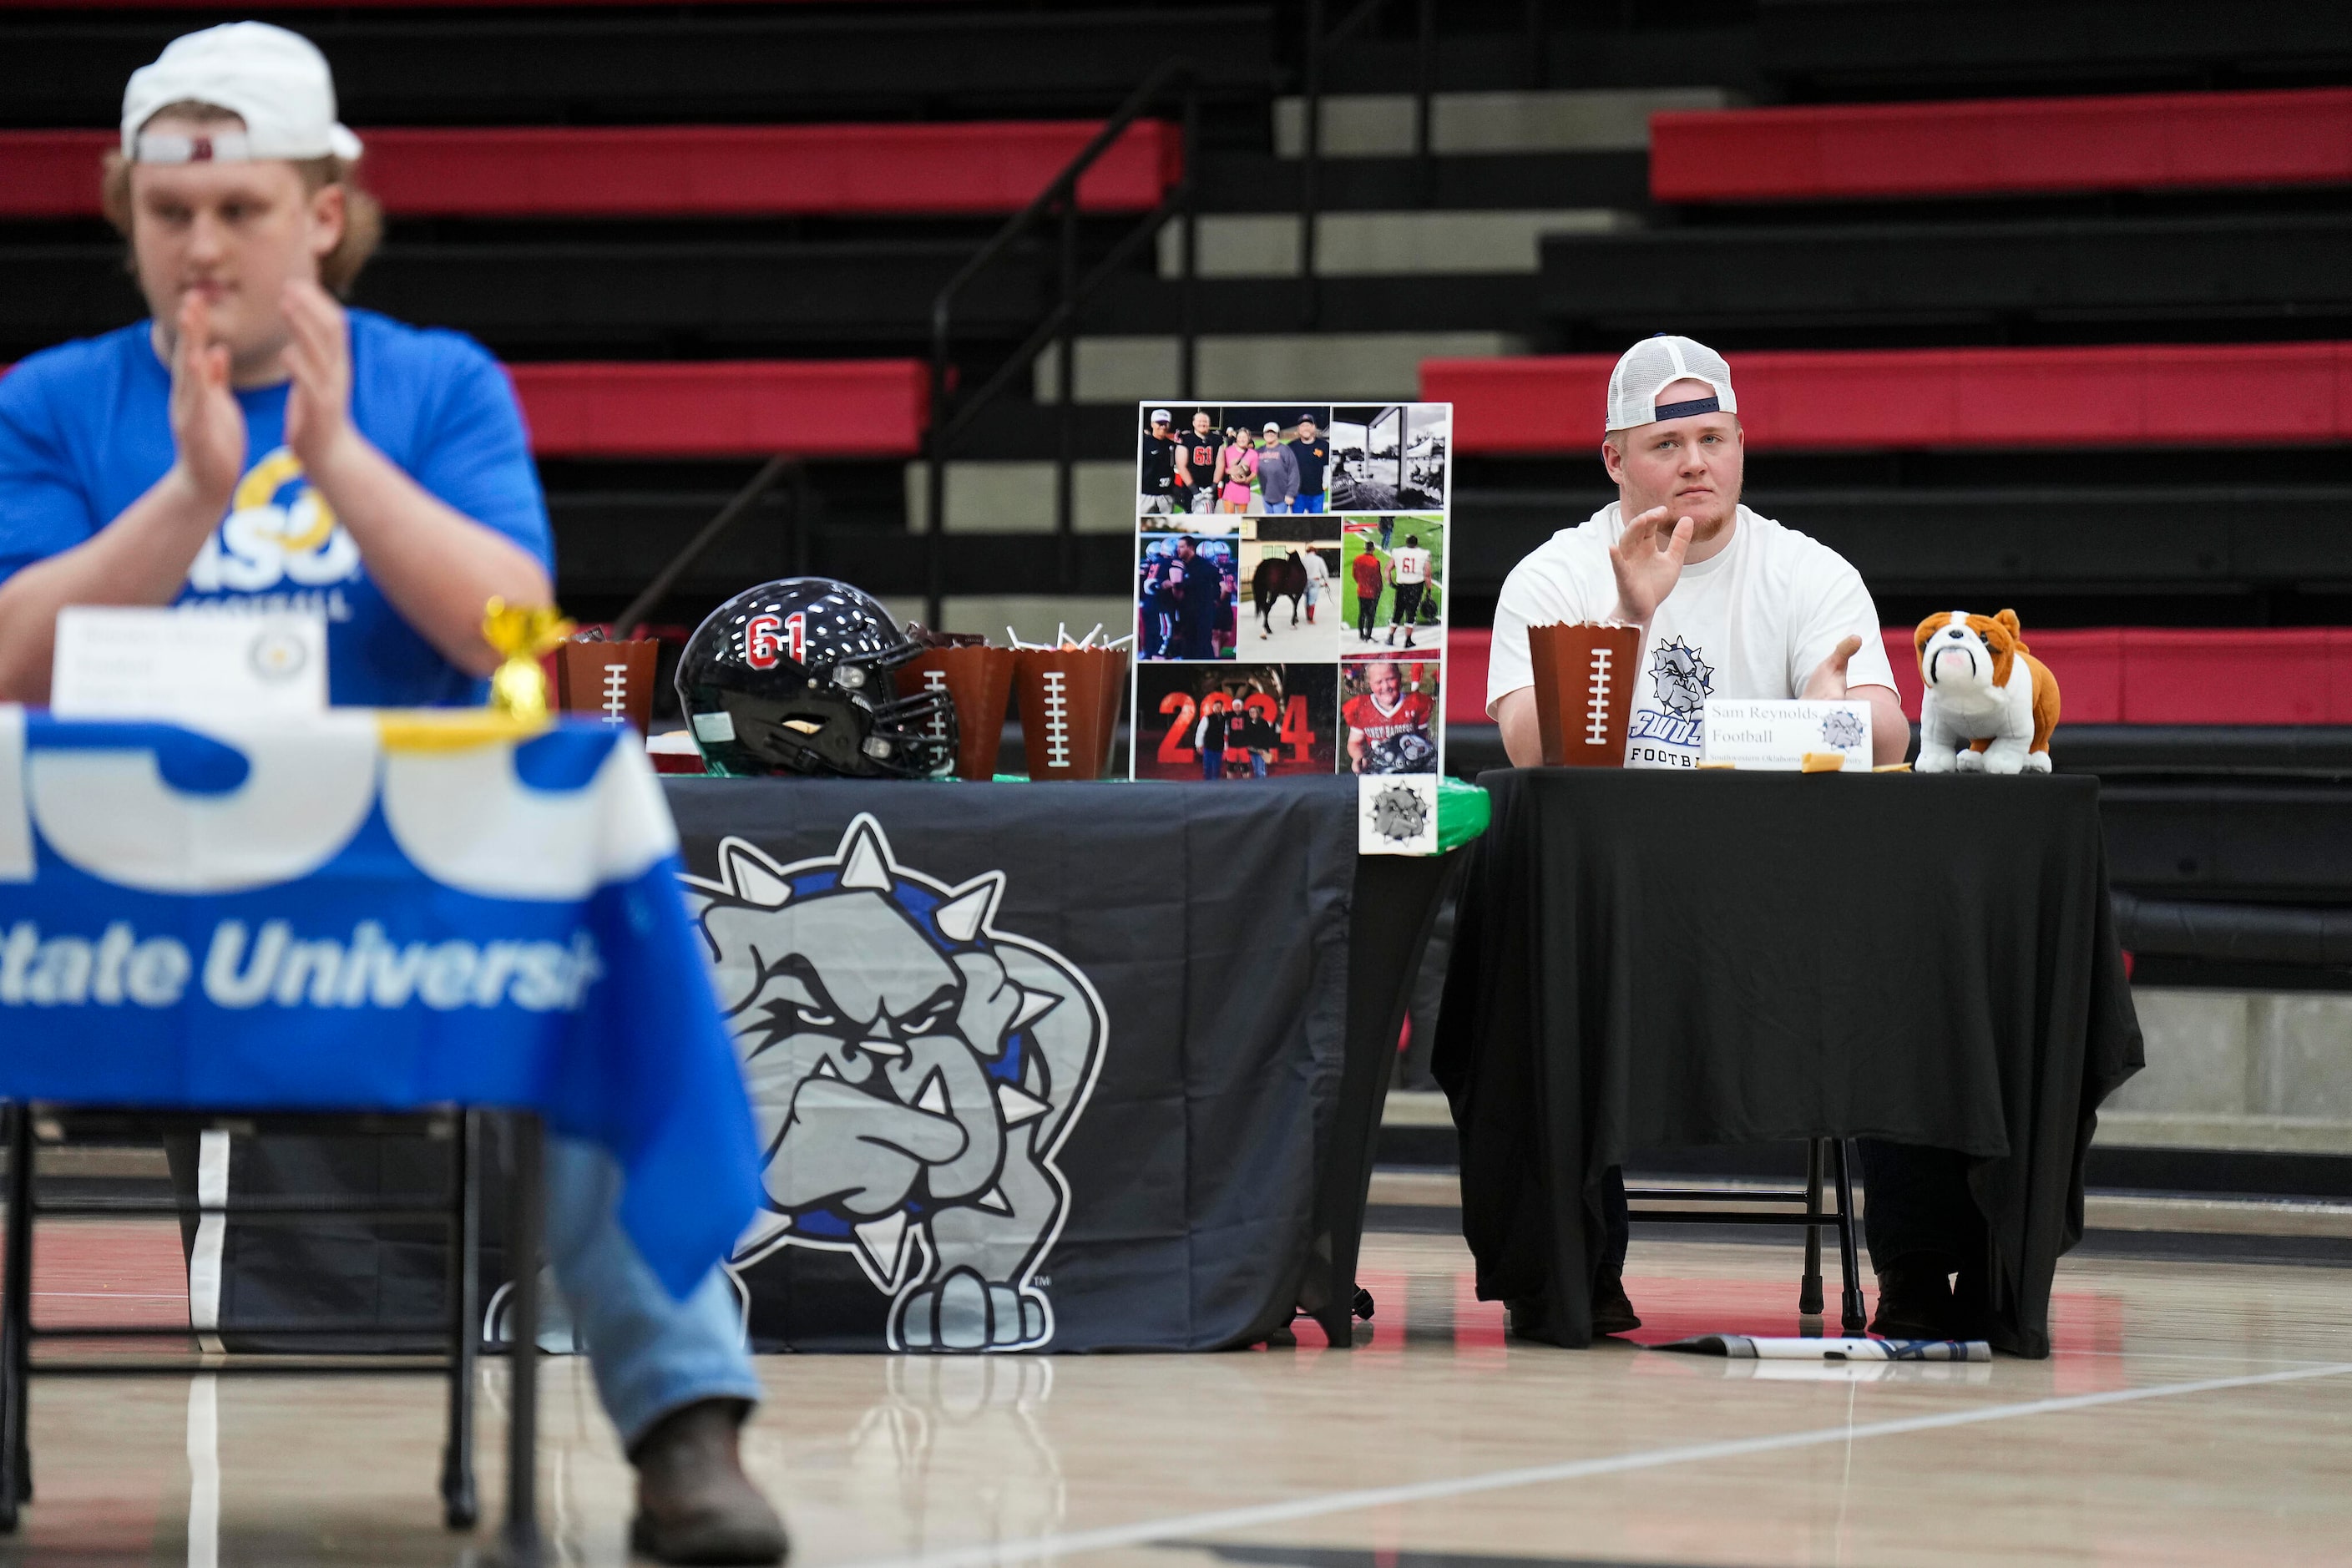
left=1, top=1207, right=2349, bottom=1567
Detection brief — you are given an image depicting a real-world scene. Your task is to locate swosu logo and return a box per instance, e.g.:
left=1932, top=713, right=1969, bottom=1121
left=0, top=713, right=674, bottom=1014
left=184, top=448, right=363, bottom=594
left=0, top=710, right=671, bottom=900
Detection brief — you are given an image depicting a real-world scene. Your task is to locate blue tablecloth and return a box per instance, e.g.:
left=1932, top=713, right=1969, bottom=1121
left=0, top=706, right=759, bottom=1300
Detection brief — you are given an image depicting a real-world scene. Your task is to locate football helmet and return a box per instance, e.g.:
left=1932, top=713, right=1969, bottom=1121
left=675, top=578, right=956, bottom=779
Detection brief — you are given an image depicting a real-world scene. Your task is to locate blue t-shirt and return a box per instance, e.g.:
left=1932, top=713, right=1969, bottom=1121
left=0, top=309, right=552, bottom=707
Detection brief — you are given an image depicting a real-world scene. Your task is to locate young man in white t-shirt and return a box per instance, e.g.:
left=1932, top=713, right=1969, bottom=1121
left=1484, top=337, right=1985, bottom=1344
left=1487, top=336, right=1906, bottom=769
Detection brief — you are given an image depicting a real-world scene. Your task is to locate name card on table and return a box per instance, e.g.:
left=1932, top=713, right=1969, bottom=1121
left=52, top=606, right=327, bottom=720
left=1701, top=698, right=1872, bottom=771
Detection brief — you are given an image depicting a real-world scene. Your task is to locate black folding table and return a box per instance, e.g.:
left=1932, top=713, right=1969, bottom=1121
left=1434, top=767, right=2144, bottom=1355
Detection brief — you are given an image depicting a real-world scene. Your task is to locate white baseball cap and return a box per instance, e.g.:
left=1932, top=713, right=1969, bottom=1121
left=1149, top=408, right=1172, bottom=423
left=1606, top=335, right=1737, bottom=434
left=122, top=23, right=363, bottom=164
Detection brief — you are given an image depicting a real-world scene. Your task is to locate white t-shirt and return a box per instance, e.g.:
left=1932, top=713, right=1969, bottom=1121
left=1392, top=546, right=1432, bottom=585
left=1487, top=502, right=1897, bottom=770
left=1302, top=550, right=1329, bottom=584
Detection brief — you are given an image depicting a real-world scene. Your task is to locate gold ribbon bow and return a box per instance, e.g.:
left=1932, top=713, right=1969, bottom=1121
left=481, top=598, right=575, bottom=723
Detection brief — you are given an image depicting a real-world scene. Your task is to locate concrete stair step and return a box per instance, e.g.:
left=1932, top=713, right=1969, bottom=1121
left=1034, top=331, right=1523, bottom=403
left=1272, top=88, right=1737, bottom=157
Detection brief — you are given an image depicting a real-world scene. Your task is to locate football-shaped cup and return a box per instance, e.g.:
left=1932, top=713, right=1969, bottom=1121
left=899, top=645, right=1016, bottom=781
left=1014, top=647, right=1127, bottom=781
left=555, top=639, right=660, bottom=735
left=1527, top=622, right=1641, bottom=767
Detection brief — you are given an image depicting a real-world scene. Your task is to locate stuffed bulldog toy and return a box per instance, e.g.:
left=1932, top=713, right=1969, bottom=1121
left=1914, top=609, right=2061, bottom=775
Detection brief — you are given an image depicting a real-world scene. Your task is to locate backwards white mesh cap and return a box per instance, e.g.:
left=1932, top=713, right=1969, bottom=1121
left=1605, top=335, right=1737, bottom=435
left=123, top=23, right=362, bottom=164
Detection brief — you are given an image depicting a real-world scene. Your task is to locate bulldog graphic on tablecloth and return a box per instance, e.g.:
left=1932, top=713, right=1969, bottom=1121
left=680, top=815, right=1105, bottom=1351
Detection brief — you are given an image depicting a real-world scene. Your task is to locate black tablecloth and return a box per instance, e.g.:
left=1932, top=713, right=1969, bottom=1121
left=1432, top=769, right=2143, bottom=1357
left=664, top=776, right=1457, bottom=1353
left=169, top=778, right=1455, bottom=1356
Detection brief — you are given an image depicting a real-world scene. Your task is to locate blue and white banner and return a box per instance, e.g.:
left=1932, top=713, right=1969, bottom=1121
left=0, top=707, right=759, bottom=1299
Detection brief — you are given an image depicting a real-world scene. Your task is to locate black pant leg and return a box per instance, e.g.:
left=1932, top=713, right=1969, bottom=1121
left=1856, top=1138, right=1985, bottom=1275
left=1601, top=1164, right=1630, bottom=1277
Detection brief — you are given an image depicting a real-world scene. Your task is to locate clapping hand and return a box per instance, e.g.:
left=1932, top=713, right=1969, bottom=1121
left=1607, top=504, right=1696, bottom=626
left=1803, top=635, right=1864, bottom=700
left=169, top=292, right=245, bottom=507
left=281, top=279, right=357, bottom=478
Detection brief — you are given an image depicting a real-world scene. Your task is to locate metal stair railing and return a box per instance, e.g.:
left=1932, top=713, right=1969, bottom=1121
left=1297, top=0, right=1440, bottom=327
left=923, top=61, right=1201, bottom=629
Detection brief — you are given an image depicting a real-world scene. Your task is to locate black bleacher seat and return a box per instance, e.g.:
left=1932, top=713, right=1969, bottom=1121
left=0, top=235, right=1059, bottom=362
left=1757, top=0, right=2352, bottom=97
left=1538, top=215, right=2352, bottom=349
left=0, top=6, right=1277, bottom=127
left=1451, top=485, right=2352, bottom=606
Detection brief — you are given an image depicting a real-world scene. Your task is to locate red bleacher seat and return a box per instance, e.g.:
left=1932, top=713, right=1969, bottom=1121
left=0, top=356, right=928, bottom=459
left=1651, top=87, right=2352, bottom=204
left=0, top=121, right=1177, bottom=220
left=1880, top=626, right=2352, bottom=726
left=1449, top=626, right=2352, bottom=728
left=1447, top=630, right=1491, bottom=727
left=1427, top=343, right=2352, bottom=455
left=511, top=360, right=927, bottom=459
left=3, top=1, right=935, bottom=8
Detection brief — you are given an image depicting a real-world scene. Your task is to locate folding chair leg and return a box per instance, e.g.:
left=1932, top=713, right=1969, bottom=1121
left=441, top=1110, right=480, bottom=1531
left=1798, top=1139, right=1825, bottom=1318
left=504, top=1112, right=544, bottom=1565
left=1830, top=1138, right=1868, bottom=1334
left=0, top=1102, right=35, bottom=1527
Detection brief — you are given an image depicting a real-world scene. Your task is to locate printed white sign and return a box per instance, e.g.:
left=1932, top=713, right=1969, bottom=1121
left=1358, top=773, right=1439, bottom=855
left=51, top=606, right=326, bottom=721
left=1700, top=698, right=1872, bottom=771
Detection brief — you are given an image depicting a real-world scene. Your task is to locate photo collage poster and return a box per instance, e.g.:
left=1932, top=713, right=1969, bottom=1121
left=1129, top=401, right=1451, bottom=782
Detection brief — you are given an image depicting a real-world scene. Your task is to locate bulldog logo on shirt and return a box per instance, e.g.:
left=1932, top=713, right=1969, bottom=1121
left=680, top=816, right=1105, bottom=1352
left=185, top=447, right=362, bottom=594
left=1648, top=637, right=1715, bottom=716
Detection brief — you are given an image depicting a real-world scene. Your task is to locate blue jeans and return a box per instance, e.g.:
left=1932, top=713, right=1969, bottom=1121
left=1250, top=752, right=1269, bottom=777
left=1201, top=746, right=1225, bottom=780
left=1296, top=492, right=1326, bottom=514
left=1262, top=498, right=1292, bottom=514
left=542, top=1137, right=763, bottom=1450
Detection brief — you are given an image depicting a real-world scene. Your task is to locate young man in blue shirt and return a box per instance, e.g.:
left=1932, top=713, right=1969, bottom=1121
left=0, top=25, right=785, bottom=1562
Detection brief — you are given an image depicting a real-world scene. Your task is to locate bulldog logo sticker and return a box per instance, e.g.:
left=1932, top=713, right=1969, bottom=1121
left=680, top=815, right=1105, bottom=1351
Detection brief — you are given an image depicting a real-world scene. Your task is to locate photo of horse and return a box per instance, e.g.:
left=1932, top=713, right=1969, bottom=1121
left=1237, top=515, right=1341, bottom=663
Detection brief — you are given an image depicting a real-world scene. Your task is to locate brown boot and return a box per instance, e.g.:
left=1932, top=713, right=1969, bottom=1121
left=629, top=1399, right=788, bottom=1565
